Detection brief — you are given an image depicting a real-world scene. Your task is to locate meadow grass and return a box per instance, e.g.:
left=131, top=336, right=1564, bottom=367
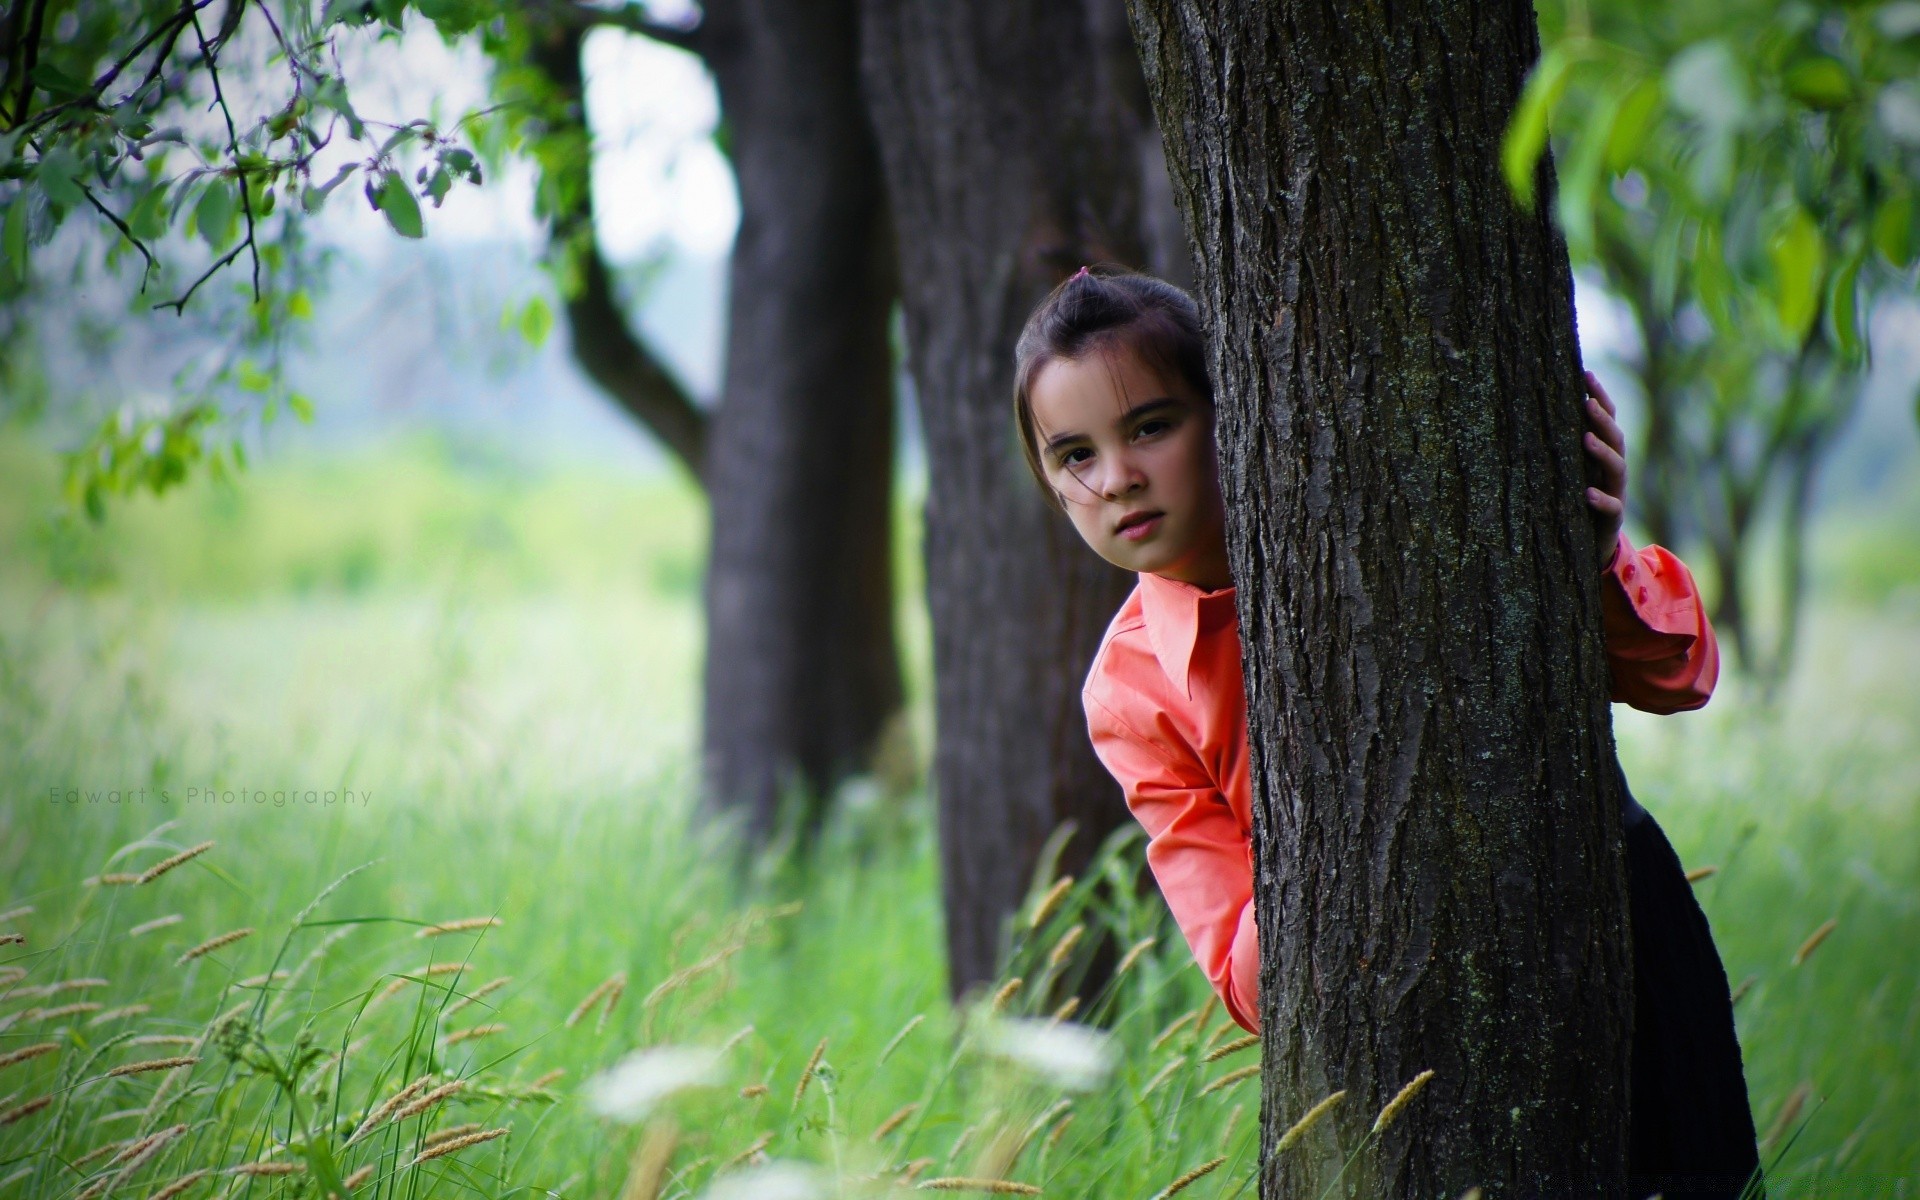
left=1, top=430, right=1915, bottom=1197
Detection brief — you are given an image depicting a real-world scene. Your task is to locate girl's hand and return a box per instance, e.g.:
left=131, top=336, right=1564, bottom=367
left=1582, top=369, right=1627, bottom=570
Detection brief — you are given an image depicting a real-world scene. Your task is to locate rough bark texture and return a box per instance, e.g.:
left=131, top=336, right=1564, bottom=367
left=696, top=0, right=905, bottom=841
left=860, top=0, right=1168, bottom=998
left=532, top=5, right=904, bottom=839
left=1127, top=2, right=1634, bottom=1194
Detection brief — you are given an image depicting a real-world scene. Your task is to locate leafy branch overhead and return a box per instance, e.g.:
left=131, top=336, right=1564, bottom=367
left=1502, top=0, right=1920, bottom=684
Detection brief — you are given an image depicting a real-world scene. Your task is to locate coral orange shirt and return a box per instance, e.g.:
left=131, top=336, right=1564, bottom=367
left=1081, top=531, right=1719, bottom=1034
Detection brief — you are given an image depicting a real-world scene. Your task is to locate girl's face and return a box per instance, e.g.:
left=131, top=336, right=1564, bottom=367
left=1027, top=343, right=1232, bottom=590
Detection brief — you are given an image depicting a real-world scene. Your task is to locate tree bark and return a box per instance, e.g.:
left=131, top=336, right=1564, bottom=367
left=697, top=0, right=905, bottom=842
left=860, top=0, right=1165, bottom=999
left=1128, top=2, right=1634, bottom=1195
left=528, top=4, right=905, bottom=840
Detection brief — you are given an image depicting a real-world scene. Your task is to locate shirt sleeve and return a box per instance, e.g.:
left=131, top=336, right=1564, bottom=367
left=1599, top=530, right=1721, bottom=714
left=1085, top=692, right=1262, bottom=1034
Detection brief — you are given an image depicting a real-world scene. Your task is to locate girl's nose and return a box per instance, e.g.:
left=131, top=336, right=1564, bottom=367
left=1100, top=452, right=1146, bottom=501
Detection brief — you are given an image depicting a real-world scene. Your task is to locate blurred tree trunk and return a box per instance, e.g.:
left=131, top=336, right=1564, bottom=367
left=1129, top=1, right=1633, bottom=1195
left=860, top=0, right=1171, bottom=1000
left=527, top=1, right=903, bottom=844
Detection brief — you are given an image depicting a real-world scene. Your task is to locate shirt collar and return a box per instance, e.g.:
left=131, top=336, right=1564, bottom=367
left=1136, top=571, right=1238, bottom=701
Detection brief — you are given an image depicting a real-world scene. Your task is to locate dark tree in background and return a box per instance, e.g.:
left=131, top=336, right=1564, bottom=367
left=1130, top=1, right=1634, bottom=1194
left=516, top=1, right=904, bottom=844
left=861, top=0, right=1185, bottom=998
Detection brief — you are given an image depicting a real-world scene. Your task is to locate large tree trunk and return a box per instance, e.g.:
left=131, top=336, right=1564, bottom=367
left=860, top=0, right=1164, bottom=999
left=698, top=0, right=905, bottom=841
left=527, top=4, right=904, bottom=841
left=1129, top=2, right=1634, bottom=1195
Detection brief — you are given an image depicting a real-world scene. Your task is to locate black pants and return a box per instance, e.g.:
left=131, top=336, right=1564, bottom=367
left=1621, top=776, right=1764, bottom=1200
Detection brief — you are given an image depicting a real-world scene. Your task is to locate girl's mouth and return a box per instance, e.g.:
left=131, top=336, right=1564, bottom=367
left=1117, top=513, right=1164, bottom=542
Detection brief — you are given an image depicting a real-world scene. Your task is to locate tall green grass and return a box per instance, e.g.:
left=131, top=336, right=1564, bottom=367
left=2, top=430, right=1915, bottom=1196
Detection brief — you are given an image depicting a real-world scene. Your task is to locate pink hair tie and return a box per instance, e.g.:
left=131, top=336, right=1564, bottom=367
left=1072, top=265, right=1091, bottom=281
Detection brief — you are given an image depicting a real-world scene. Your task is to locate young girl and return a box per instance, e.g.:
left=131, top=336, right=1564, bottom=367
left=1013, top=265, right=1763, bottom=1198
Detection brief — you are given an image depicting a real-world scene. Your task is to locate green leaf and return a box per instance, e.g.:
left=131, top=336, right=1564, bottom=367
left=288, top=290, right=315, bottom=320
left=302, top=163, right=359, bottom=214
left=1766, top=207, right=1825, bottom=343
left=1557, top=85, right=1621, bottom=259
left=32, top=61, right=93, bottom=102
left=1784, top=58, right=1852, bottom=110
left=1605, top=78, right=1663, bottom=175
left=236, top=361, right=274, bottom=393
left=374, top=171, right=424, bottom=238
left=35, top=146, right=86, bottom=210
left=1693, top=222, right=1736, bottom=334
left=287, top=393, right=315, bottom=423
left=518, top=295, right=553, bottom=348
left=195, top=181, right=237, bottom=248
left=1502, top=42, right=1578, bottom=209
left=1824, top=246, right=1866, bottom=365
left=2, top=197, right=28, bottom=281
left=127, top=185, right=170, bottom=241
left=1873, top=187, right=1915, bottom=267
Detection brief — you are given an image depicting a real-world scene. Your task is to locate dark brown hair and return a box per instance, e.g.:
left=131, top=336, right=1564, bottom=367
left=1012, top=264, right=1212, bottom=512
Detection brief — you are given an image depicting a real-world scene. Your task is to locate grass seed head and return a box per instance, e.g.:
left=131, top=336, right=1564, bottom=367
left=138, top=841, right=215, bottom=884
left=722, top=1130, right=772, bottom=1169
left=1198, top=1064, right=1259, bottom=1097
left=393, top=1079, right=465, bottom=1122
left=1204, top=1034, right=1260, bottom=1063
left=148, top=1167, right=213, bottom=1200
left=0, top=1043, right=58, bottom=1071
left=444, top=1023, right=507, bottom=1045
left=417, top=916, right=503, bottom=938
left=105, top=1056, right=200, bottom=1079
left=1028, top=877, right=1074, bottom=930
left=872, top=1102, right=920, bottom=1141
left=1150, top=1156, right=1226, bottom=1199
left=411, top=1126, right=509, bottom=1164
left=1114, top=937, right=1157, bottom=978
left=791, top=1036, right=828, bottom=1108
left=988, top=978, right=1022, bottom=1014
left=1275, top=1090, right=1345, bottom=1153
left=175, top=927, right=253, bottom=966
left=1370, top=1070, right=1436, bottom=1135
left=1045, top=924, right=1084, bottom=969
left=915, top=1178, right=1041, bottom=1194
left=878, top=1014, right=924, bottom=1066
left=1791, top=918, right=1838, bottom=967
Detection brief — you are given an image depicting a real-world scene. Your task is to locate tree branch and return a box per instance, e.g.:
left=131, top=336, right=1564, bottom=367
left=564, top=243, right=709, bottom=482
left=536, top=0, right=706, bottom=57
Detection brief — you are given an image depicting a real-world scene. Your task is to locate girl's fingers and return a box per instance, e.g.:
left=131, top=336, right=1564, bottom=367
left=1586, top=395, right=1626, bottom=454
left=1586, top=486, right=1624, bottom=516
left=1585, top=431, right=1627, bottom=495
left=1584, top=369, right=1617, bottom=417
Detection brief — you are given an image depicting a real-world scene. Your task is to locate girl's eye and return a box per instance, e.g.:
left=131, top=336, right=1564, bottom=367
left=1135, top=419, right=1170, bottom=438
left=1060, top=448, right=1092, bottom=467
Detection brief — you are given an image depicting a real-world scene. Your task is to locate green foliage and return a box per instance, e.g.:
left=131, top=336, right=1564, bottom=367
left=0, top=0, right=513, bottom=516
left=1508, top=0, right=1920, bottom=685
left=2, top=436, right=1916, bottom=1193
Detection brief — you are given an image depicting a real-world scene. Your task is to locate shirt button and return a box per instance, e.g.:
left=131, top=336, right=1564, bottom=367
left=1622, top=563, right=1636, bottom=581
left=1637, top=586, right=1649, bottom=604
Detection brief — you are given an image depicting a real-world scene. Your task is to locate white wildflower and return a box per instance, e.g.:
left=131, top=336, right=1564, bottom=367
left=581, top=1045, right=724, bottom=1123
left=699, top=1160, right=826, bottom=1200
left=981, top=1015, right=1116, bottom=1092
